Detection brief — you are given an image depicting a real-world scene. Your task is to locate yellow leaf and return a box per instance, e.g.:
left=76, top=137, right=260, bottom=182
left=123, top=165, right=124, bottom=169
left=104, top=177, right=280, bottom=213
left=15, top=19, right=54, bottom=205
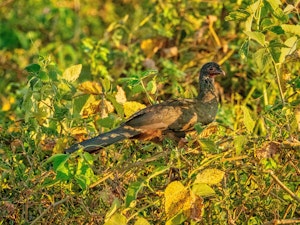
left=123, top=101, right=146, bottom=118
left=140, top=38, right=163, bottom=58
left=62, top=64, right=82, bottom=82
left=165, top=181, right=204, bottom=223
left=1, top=96, right=12, bottom=111
left=242, top=106, right=255, bottom=133
left=115, top=86, right=127, bottom=104
left=195, top=168, right=225, bottom=185
left=192, top=183, right=216, bottom=197
left=296, top=105, right=300, bottom=132
left=134, top=217, right=150, bottom=225
left=52, top=138, right=68, bottom=154
left=78, top=81, right=102, bottom=95
left=104, top=213, right=127, bottom=225
left=80, top=95, right=114, bottom=118
left=164, top=181, right=189, bottom=218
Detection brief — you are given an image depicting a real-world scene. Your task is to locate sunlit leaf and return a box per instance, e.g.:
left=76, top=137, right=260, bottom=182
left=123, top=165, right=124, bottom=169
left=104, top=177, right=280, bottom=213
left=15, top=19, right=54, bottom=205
left=199, top=139, right=217, bottom=152
left=141, top=38, right=163, bottom=58
left=192, top=183, right=215, bottom=197
left=78, top=81, right=102, bottom=95
left=279, top=36, right=298, bottom=63
left=265, top=0, right=286, bottom=20
left=146, top=80, right=157, bottom=94
left=115, top=86, right=127, bottom=104
left=239, top=40, right=249, bottom=60
left=245, top=1, right=261, bottom=31
left=225, top=10, right=249, bottom=21
left=164, top=181, right=189, bottom=218
left=1, top=96, right=12, bottom=111
left=194, top=169, right=225, bottom=185
left=100, top=78, right=111, bottom=92
left=104, top=213, right=126, bottom=225
left=281, top=24, right=300, bottom=36
left=234, top=135, right=248, bottom=155
left=62, top=64, right=82, bottom=82
left=244, top=31, right=266, bottom=46
left=123, top=101, right=146, bottom=118
left=253, top=48, right=271, bottom=72
left=166, top=213, right=186, bottom=225
left=134, top=217, right=150, bottom=225
left=242, top=106, right=255, bottom=134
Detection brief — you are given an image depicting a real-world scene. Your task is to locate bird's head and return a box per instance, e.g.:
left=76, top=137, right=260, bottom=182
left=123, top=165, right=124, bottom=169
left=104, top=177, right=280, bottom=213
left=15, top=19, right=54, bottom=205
left=200, top=62, right=225, bottom=80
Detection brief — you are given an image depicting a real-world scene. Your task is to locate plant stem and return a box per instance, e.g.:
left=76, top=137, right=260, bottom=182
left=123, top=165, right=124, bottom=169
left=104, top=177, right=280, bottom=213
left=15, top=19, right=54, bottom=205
left=272, top=62, right=285, bottom=105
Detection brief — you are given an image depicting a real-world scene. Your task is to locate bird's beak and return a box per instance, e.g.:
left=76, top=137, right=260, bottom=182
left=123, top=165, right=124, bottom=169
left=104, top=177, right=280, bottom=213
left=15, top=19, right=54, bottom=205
left=220, top=69, right=226, bottom=76
left=211, top=68, right=225, bottom=77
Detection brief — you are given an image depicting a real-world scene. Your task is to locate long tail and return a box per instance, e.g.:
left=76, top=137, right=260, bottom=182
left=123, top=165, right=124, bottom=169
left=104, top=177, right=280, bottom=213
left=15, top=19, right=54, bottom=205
left=65, top=126, right=140, bottom=154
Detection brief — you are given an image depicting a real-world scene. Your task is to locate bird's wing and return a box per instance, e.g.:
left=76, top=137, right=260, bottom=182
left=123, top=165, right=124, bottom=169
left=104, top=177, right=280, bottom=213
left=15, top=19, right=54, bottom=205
left=124, top=99, right=198, bottom=132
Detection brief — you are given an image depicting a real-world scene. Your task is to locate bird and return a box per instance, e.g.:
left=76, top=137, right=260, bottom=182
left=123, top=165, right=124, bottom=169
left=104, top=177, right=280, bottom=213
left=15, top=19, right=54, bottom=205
left=65, top=62, right=225, bottom=154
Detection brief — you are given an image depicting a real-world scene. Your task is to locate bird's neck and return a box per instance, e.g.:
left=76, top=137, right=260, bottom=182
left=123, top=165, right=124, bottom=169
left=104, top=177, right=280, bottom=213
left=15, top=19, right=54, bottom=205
left=197, top=78, right=217, bottom=103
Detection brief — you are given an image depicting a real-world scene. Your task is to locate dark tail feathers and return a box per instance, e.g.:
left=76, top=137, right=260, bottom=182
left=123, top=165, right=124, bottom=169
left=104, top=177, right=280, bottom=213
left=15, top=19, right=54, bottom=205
left=65, top=126, right=140, bottom=154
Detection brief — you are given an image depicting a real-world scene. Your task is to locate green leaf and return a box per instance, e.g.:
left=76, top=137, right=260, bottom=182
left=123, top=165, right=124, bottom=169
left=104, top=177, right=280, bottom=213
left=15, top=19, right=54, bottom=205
left=242, top=106, right=255, bottom=134
left=166, top=213, right=186, bottom=225
left=239, top=40, right=249, bottom=60
left=125, top=181, right=144, bottom=207
left=97, top=115, right=118, bottom=128
left=100, top=78, right=111, bottom=92
left=253, top=48, right=271, bottom=72
left=279, top=36, right=298, bottom=63
left=75, top=154, right=96, bottom=190
left=146, top=80, right=157, bottom=94
left=192, top=183, right=215, bottom=197
left=45, top=154, right=69, bottom=170
left=265, top=0, right=286, bottom=20
left=225, top=10, right=249, bottom=21
left=62, top=64, right=82, bottom=82
left=233, top=135, right=248, bottom=155
left=25, top=63, right=41, bottom=73
left=199, top=139, right=216, bottom=152
left=38, top=70, right=49, bottom=82
left=244, top=31, right=266, bottom=46
left=269, top=26, right=285, bottom=34
left=245, top=1, right=261, bottom=31
left=45, top=154, right=70, bottom=181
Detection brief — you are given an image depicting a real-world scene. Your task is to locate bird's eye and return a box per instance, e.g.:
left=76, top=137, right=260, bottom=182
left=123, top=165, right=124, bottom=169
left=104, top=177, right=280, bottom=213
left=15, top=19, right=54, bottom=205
left=208, top=66, right=214, bottom=71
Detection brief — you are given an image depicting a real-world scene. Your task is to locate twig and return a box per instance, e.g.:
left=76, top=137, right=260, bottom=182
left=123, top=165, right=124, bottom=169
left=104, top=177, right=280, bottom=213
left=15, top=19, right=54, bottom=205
left=30, top=197, right=70, bottom=225
left=264, top=218, right=300, bottom=225
left=267, top=170, right=300, bottom=203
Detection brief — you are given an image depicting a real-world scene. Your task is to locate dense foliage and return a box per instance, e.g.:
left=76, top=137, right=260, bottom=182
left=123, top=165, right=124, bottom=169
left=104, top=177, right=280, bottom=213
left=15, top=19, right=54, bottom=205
left=0, top=0, right=299, bottom=224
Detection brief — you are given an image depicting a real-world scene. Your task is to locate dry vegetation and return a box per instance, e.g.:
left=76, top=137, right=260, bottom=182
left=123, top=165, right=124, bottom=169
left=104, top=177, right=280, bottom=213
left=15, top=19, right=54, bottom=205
left=0, top=0, right=299, bottom=224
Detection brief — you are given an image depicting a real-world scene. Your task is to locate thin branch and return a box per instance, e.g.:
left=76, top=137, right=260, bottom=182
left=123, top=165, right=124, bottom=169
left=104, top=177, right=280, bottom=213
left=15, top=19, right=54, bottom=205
left=30, top=197, right=70, bottom=225
left=267, top=170, right=300, bottom=203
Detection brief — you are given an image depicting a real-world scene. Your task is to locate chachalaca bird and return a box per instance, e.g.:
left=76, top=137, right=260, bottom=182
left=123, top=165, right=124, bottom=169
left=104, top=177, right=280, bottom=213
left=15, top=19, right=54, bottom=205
left=65, top=62, right=225, bottom=154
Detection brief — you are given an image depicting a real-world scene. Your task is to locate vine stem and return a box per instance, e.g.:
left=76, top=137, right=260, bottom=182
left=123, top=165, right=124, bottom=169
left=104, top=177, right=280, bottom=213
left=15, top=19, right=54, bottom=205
left=272, top=61, right=285, bottom=105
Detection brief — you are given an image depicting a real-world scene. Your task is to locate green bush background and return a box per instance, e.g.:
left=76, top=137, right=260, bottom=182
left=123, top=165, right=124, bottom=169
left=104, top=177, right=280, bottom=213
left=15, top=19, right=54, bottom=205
left=0, top=0, right=299, bottom=224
